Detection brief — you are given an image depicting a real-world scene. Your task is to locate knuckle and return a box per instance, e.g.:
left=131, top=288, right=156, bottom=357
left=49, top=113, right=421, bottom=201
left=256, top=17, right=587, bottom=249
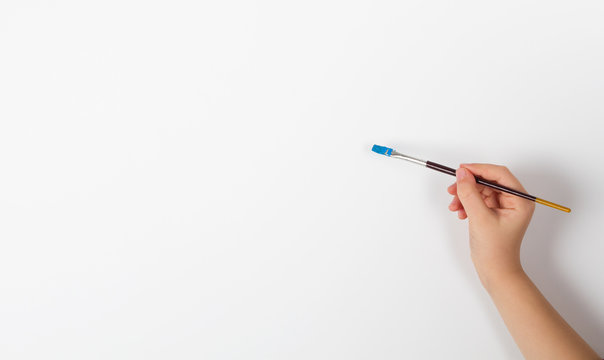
left=494, top=164, right=513, bottom=177
left=517, top=200, right=535, bottom=215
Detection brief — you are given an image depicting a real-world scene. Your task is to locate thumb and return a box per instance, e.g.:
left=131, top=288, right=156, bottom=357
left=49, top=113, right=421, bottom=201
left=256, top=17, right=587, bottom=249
left=456, top=167, right=490, bottom=219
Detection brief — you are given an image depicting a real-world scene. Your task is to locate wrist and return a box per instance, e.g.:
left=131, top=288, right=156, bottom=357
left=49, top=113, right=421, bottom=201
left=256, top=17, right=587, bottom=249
left=477, top=265, right=527, bottom=293
left=471, top=250, right=523, bottom=291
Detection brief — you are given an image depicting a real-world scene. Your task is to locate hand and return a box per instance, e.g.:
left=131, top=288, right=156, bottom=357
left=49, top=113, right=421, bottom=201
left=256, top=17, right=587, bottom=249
left=447, top=164, right=600, bottom=359
left=447, top=164, right=535, bottom=286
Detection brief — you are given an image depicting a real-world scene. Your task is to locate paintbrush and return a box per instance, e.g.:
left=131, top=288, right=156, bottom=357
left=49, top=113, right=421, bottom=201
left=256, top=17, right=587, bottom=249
left=371, top=144, right=570, bottom=213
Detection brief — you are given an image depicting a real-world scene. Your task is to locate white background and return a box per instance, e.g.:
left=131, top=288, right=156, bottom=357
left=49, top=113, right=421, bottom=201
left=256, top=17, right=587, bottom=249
left=1, top=1, right=603, bottom=359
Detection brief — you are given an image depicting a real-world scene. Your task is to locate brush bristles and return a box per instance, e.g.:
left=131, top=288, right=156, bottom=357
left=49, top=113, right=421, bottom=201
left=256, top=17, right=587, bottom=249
left=371, top=144, right=393, bottom=156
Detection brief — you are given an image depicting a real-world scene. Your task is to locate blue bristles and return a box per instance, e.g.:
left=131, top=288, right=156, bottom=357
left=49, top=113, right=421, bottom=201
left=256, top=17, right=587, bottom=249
left=372, top=144, right=393, bottom=156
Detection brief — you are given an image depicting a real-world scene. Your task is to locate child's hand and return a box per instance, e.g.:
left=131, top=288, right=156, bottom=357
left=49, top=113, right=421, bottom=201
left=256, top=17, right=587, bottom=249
left=447, top=164, right=535, bottom=286
left=448, top=165, right=601, bottom=359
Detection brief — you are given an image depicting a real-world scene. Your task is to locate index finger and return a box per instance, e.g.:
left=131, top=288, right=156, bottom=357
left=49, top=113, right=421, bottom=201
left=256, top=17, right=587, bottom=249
left=459, top=163, right=528, bottom=193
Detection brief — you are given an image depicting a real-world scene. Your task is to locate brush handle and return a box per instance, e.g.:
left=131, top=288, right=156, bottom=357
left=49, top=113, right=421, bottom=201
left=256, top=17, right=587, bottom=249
left=425, top=160, right=537, bottom=202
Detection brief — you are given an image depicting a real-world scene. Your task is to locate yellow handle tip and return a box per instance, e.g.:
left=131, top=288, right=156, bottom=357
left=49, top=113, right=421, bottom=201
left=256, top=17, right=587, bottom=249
left=535, top=198, right=571, bottom=213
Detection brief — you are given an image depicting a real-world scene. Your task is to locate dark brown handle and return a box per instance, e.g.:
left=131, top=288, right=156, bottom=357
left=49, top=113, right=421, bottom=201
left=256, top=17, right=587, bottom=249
left=426, top=161, right=456, bottom=176
left=425, top=160, right=536, bottom=202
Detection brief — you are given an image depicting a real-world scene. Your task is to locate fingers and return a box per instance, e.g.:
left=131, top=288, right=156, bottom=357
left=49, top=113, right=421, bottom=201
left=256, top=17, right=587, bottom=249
left=447, top=193, right=467, bottom=219
left=449, top=195, right=462, bottom=211
left=459, top=163, right=527, bottom=192
left=460, top=163, right=534, bottom=212
left=447, top=164, right=532, bottom=218
left=448, top=185, right=499, bottom=214
left=455, top=167, right=492, bottom=220
left=457, top=208, right=467, bottom=219
left=447, top=182, right=457, bottom=195
left=482, top=191, right=500, bottom=209
left=449, top=181, right=495, bottom=197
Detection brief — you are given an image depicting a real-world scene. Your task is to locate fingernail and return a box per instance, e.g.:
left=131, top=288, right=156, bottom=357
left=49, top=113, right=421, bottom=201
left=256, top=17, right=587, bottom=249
left=456, top=168, right=466, bottom=180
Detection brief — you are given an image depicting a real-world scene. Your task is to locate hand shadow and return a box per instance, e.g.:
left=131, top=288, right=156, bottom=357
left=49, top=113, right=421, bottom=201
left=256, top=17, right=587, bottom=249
left=391, top=140, right=603, bottom=356
left=435, top=162, right=604, bottom=357
left=519, top=164, right=604, bottom=355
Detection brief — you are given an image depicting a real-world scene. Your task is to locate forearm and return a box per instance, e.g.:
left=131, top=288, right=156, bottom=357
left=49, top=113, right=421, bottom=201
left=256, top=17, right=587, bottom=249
left=482, top=270, right=599, bottom=360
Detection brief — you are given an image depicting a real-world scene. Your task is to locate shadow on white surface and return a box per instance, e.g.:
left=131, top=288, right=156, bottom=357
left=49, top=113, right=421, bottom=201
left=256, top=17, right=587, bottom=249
left=431, top=160, right=603, bottom=358
left=520, top=165, right=604, bottom=355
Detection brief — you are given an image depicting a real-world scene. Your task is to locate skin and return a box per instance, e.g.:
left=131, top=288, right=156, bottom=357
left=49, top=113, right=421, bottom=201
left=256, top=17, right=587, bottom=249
left=448, top=163, right=600, bottom=360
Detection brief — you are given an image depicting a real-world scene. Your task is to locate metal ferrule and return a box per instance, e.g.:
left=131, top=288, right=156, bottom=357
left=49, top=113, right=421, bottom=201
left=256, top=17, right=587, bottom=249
left=391, top=150, right=427, bottom=167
